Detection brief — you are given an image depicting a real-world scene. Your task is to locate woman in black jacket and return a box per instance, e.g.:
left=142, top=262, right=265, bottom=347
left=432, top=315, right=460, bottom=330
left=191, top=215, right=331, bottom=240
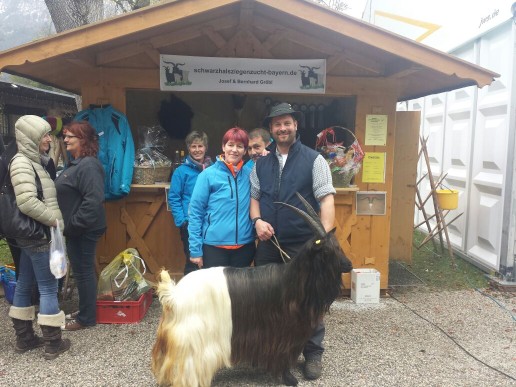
left=55, top=121, right=106, bottom=331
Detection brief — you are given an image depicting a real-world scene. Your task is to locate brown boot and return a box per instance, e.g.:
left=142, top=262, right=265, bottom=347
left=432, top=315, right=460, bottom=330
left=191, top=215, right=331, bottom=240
left=9, top=306, right=44, bottom=354
left=38, top=311, right=71, bottom=360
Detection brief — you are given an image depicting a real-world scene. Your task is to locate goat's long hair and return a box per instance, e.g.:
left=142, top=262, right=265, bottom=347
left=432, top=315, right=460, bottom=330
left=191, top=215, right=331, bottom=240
left=152, top=194, right=352, bottom=387
left=227, top=232, right=345, bottom=375
left=152, top=268, right=233, bottom=387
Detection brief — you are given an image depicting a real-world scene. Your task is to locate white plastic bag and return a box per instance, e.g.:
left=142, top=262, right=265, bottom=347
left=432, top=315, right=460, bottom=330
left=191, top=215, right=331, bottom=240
left=49, top=223, right=67, bottom=279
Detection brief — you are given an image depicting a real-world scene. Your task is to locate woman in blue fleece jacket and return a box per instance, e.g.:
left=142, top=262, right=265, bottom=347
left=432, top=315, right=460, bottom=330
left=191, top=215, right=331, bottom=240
left=188, top=127, right=255, bottom=269
left=167, top=131, right=212, bottom=275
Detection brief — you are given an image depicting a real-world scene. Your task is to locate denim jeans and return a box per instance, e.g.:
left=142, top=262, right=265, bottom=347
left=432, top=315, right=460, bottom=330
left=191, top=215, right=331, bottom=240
left=13, top=247, right=59, bottom=315
left=66, top=228, right=105, bottom=326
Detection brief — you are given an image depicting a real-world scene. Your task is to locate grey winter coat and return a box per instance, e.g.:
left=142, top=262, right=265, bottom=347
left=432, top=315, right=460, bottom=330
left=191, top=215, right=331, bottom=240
left=10, top=116, right=63, bottom=237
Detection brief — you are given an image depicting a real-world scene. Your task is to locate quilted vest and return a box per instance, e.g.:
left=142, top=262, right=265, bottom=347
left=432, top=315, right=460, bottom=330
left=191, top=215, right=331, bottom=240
left=256, top=139, right=319, bottom=244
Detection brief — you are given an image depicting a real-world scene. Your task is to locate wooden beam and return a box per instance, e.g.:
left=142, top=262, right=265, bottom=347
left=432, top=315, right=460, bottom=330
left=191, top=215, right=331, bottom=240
left=254, top=15, right=335, bottom=55
left=255, top=0, right=497, bottom=87
left=64, top=58, right=95, bottom=69
left=325, top=76, right=399, bottom=97
left=79, top=67, right=159, bottom=89
left=0, top=0, right=241, bottom=69
left=254, top=15, right=384, bottom=75
left=341, top=52, right=383, bottom=75
left=96, top=41, right=144, bottom=66
left=201, top=26, right=227, bottom=49
left=96, top=15, right=237, bottom=65
left=387, top=65, right=422, bottom=79
left=217, top=28, right=273, bottom=58
left=239, top=0, right=254, bottom=29
left=151, top=14, right=237, bottom=48
left=262, top=29, right=287, bottom=51
left=326, top=53, right=343, bottom=74
left=143, top=46, right=161, bottom=66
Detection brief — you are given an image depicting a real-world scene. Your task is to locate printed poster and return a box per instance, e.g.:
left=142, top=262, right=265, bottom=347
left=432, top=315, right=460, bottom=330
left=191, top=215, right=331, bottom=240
left=365, top=114, right=388, bottom=146
left=362, top=152, right=386, bottom=183
left=160, top=55, right=326, bottom=94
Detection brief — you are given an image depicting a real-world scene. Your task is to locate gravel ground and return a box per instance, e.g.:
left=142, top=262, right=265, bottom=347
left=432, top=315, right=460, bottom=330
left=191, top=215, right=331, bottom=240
left=0, top=288, right=515, bottom=386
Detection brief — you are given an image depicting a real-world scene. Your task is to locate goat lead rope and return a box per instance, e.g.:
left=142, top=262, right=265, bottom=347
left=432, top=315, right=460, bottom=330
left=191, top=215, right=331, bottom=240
left=270, top=235, right=291, bottom=263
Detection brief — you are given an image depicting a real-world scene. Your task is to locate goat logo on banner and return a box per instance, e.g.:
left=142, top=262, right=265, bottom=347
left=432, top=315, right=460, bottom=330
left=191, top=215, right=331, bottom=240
left=160, top=54, right=326, bottom=94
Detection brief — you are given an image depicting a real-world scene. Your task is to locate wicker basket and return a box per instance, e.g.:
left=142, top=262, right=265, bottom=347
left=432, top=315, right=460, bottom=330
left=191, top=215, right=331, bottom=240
left=132, top=165, right=172, bottom=185
left=315, top=126, right=364, bottom=188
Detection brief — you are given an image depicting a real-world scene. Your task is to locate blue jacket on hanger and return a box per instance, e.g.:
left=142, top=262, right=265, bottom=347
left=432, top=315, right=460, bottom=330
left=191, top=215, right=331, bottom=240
left=75, top=105, right=135, bottom=200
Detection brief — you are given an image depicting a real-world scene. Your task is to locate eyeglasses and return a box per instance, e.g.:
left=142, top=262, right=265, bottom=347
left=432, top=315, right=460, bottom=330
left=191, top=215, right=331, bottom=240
left=63, top=135, right=78, bottom=140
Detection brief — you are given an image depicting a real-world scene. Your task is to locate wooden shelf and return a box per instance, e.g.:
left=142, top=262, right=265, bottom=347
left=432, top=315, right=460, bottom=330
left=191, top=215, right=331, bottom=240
left=335, top=186, right=359, bottom=194
left=130, top=184, right=359, bottom=193
left=131, top=182, right=170, bottom=191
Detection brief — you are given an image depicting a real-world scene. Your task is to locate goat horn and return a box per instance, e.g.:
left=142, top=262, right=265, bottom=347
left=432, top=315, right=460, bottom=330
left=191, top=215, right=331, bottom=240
left=274, top=200, right=326, bottom=238
left=295, top=192, right=322, bottom=224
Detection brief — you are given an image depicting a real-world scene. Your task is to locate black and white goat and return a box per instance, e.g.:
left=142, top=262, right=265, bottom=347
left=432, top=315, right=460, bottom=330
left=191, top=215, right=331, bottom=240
left=151, top=194, right=353, bottom=386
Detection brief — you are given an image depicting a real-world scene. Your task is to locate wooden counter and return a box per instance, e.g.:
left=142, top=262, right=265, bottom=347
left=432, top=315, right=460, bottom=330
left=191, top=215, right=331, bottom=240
left=95, top=183, right=361, bottom=287
left=334, top=187, right=358, bottom=290
left=96, top=183, right=186, bottom=279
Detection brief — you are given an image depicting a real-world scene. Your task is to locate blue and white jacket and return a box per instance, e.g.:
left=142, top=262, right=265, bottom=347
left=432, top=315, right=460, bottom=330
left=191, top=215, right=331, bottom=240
left=188, top=156, right=254, bottom=258
left=74, top=105, right=135, bottom=200
left=167, top=155, right=211, bottom=227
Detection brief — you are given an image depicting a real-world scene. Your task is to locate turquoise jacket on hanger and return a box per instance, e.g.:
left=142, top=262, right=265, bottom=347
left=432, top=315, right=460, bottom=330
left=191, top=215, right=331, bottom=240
left=75, top=105, right=135, bottom=200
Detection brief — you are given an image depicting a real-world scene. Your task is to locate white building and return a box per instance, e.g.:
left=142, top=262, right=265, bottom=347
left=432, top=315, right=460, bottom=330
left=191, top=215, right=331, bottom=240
left=364, top=0, right=516, bottom=282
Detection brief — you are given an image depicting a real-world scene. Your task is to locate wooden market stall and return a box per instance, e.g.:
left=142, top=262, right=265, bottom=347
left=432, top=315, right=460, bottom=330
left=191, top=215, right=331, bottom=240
left=0, top=0, right=497, bottom=288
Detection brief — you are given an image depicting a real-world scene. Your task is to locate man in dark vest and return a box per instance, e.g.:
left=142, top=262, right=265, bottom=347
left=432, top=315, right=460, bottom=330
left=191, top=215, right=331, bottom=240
left=250, top=102, right=336, bottom=383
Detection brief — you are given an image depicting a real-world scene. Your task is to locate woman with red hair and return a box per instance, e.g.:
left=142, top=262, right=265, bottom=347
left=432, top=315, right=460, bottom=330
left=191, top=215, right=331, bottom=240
left=188, top=127, right=255, bottom=269
left=55, top=121, right=106, bottom=331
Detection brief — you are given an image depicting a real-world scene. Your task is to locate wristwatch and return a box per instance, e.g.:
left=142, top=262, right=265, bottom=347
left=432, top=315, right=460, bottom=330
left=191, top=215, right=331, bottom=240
left=252, top=217, right=261, bottom=227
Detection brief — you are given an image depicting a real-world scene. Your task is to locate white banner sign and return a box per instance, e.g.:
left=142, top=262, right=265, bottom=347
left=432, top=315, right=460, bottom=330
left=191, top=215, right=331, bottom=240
left=160, top=55, right=326, bottom=94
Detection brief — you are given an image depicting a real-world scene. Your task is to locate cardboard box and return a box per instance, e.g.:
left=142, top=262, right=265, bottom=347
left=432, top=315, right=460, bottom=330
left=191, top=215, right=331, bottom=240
left=351, top=269, right=380, bottom=304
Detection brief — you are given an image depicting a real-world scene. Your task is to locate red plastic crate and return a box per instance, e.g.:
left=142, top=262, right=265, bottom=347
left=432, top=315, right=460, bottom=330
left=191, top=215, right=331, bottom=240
left=96, top=290, right=153, bottom=324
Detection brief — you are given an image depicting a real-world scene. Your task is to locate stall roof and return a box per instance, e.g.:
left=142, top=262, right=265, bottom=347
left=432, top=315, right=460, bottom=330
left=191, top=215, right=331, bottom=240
left=0, top=0, right=498, bottom=100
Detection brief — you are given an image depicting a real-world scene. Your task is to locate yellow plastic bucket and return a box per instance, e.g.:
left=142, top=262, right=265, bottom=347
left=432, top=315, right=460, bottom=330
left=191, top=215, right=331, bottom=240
left=436, top=189, right=459, bottom=210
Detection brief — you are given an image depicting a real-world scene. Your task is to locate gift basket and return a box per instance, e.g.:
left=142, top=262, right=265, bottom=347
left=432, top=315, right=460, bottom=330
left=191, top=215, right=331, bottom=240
left=97, top=248, right=152, bottom=301
left=315, top=126, right=364, bottom=187
left=133, top=126, right=172, bottom=184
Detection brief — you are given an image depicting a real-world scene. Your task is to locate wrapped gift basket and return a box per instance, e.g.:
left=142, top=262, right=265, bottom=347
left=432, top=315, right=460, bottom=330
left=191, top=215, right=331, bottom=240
left=132, top=126, right=172, bottom=184
left=315, top=126, right=364, bottom=187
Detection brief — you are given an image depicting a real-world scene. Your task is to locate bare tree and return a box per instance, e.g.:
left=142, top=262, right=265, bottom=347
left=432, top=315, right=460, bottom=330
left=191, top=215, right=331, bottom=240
left=44, top=0, right=104, bottom=32
left=314, top=0, right=350, bottom=12
left=109, top=0, right=152, bottom=13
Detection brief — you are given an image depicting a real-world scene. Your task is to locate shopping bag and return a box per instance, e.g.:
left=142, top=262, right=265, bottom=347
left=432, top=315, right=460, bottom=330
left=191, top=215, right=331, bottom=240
left=97, top=248, right=151, bottom=301
left=49, top=223, right=67, bottom=279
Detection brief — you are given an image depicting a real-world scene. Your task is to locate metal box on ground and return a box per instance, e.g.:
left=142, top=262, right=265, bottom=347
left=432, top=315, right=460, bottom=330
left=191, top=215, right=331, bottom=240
left=351, top=268, right=380, bottom=304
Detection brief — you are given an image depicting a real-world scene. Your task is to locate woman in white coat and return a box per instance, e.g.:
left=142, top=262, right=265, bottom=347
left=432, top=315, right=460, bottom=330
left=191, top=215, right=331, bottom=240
left=7, top=115, right=70, bottom=360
